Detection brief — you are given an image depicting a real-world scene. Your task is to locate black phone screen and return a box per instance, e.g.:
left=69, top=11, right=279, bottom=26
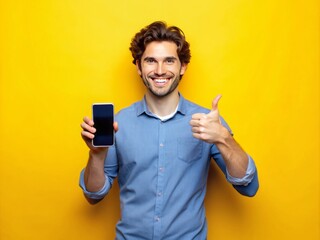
left=92, top=104, right=114, bottom=146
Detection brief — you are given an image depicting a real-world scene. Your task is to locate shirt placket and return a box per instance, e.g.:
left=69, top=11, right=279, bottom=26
left=153, top=120, right=166, bottom=239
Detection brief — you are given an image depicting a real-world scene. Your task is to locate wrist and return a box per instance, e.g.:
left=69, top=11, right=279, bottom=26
left=89, top=148, right=108, bottom=161
left=215, top=125, right=232, bottom=145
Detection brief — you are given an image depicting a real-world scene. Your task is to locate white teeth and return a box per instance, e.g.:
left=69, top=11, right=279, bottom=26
left=154, top=79, right=168, bottom=83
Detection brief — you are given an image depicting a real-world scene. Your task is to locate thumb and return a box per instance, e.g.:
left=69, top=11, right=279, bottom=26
left=211, top=94, right=222, bottom=112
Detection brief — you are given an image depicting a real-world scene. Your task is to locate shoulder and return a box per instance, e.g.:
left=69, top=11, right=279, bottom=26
left=115, top=103, right=135, bottom=118
left=115, top=100, right=142, bottom=121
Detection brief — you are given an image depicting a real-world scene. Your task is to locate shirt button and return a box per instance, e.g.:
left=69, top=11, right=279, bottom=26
left=159, top=167, right=164, bottom=172
left=160, top=143, right=164, bottom=147
left=157, top=192, right=162, bottom=197
left=155, top=216, right=160, bottom=222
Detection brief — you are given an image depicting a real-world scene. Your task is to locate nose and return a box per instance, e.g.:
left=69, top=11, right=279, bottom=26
left=155, top=62, right=165, bottom=75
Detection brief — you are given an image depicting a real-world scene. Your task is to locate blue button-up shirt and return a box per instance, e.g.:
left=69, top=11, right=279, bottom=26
left=80, top=95, right=259, bottom=240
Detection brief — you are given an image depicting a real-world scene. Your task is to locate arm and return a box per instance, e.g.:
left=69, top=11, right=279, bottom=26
left=213, top=147, right=259, bottom=197
left=211, top=125, right=248, bottom=178
left=82, top=150, right=108, bottom=204
left=190, top=95, right=259, bottom=196
left=80, top=117, right=118, bottom=204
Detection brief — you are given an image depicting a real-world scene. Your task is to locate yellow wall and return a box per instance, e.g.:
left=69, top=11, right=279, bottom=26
left=0, top=0, right=318, bottom=239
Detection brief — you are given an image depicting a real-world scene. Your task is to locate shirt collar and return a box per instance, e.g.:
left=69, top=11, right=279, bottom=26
left=135, top=93, right=187, bottom=117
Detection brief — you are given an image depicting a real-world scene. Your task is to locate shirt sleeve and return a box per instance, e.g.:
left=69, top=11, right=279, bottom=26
left=225, top=155, right=256, bottom=186
left=79, top=169, right=110, bottom=199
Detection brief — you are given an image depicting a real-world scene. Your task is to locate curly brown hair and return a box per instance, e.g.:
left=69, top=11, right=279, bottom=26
left=129, top=21, right=191, bottom=67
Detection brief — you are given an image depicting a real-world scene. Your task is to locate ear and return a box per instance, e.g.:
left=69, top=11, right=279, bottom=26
left=180, top=63, right=188, bottom=75
left=136, top=60, right=142, bottom=75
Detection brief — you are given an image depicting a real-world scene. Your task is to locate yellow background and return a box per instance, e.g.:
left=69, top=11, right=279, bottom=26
left=0, top=0, right=319, bottom=239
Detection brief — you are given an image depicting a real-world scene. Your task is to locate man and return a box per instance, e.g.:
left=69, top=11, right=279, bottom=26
left=80, top=21, right=259, bottom=240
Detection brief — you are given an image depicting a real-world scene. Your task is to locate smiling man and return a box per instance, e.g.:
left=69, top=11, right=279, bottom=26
left=79, top=21, right=259, bottom=240
left=138, top=41, right=186, bottom=98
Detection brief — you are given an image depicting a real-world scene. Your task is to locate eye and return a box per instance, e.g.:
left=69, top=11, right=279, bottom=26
left=165, top=58, right=176, bottom=64
left=144, top=58, right=156, bottom=64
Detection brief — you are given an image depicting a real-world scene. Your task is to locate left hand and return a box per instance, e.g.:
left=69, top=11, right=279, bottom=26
left=190, top=95, right=229, bottom=144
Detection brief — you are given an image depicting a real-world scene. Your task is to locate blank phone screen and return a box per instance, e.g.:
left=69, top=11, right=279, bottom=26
left=92, top=104, right=114, bottom=146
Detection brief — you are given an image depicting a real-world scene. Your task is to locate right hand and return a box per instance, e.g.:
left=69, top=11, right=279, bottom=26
left=80, top=116, right=118, bottom=152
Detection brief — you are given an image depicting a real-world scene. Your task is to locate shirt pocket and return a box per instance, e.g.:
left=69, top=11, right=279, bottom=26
left=177, top=137, right=203, bottom=163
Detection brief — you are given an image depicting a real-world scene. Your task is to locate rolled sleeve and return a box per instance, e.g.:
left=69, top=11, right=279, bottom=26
left=226, top=155, right=256, bottom=186
left=79, top=169, right=110, bottom=199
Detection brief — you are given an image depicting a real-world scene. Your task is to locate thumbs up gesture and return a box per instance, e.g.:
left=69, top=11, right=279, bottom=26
left=190, top=95, right=230, bottom=144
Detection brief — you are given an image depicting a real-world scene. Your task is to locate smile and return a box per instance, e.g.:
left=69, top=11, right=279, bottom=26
left=153, top=78, right=169, bottom=84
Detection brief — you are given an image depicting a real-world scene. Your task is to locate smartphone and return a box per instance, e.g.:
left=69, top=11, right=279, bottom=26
left=92, top=103, right=114, bottom=147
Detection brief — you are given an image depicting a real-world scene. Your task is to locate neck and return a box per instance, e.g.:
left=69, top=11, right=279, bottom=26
left=145, top=91, right=180, bottom=117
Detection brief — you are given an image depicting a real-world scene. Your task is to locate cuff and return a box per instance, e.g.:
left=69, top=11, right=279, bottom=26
left=226, top=155, right=256, bottom=186
left=79, top=169, right=110, bottom=199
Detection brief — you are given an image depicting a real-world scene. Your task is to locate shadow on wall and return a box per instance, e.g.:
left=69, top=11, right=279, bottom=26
left=78, top=180, right=121, bottom=237
left=205, top=161, right=248, bottom=216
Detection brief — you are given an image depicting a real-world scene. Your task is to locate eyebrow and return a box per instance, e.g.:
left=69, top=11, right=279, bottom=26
left=165, top=57, right=178, bottom=61
left=143, top=56, right=178, bottom=62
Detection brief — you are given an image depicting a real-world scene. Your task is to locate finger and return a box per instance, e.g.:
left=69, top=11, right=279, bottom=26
left=189, top=119, right=198, bottom=127
left=113, top=122, right=119, bottom=132
left=211, top=94, right=222, bottom=111
left=191, top=113, right=206, bottom=120
left=80, top=122, right=96, bottom=133
left=81, top=130, right=95, bottom=140
left=83, top=116, right=94, bottom=126
left=191, top=126, right=199, bottom=133
left=190, top=118, right=205, bottom=127
left=192, top=132, right=202, bottom=140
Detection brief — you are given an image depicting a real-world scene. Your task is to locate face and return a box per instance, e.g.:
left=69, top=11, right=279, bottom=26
left=137, top=41, right=187, bottom=98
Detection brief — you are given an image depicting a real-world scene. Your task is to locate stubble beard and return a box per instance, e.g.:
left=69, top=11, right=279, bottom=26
left=141, top=74, right=181, bottom=98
